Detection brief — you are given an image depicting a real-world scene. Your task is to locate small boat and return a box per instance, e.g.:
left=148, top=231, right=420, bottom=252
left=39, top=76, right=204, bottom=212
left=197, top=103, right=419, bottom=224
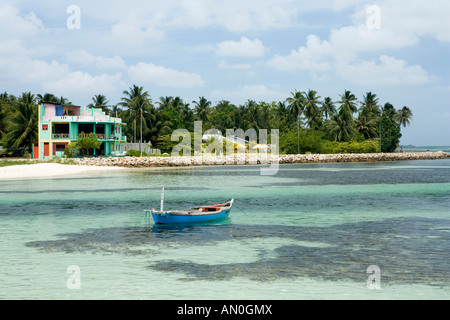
left=146, top=187, right=234, bottom=225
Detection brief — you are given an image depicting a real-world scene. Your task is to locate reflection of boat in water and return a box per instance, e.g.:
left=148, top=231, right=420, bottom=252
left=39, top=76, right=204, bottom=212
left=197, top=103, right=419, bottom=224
left=146, top=187, right=234, bottom=225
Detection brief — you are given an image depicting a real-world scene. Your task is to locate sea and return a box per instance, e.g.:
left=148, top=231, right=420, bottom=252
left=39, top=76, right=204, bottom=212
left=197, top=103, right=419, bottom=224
left=1, top=157, right=449, bottom=300
left=401, top=145, right=450, bottom=153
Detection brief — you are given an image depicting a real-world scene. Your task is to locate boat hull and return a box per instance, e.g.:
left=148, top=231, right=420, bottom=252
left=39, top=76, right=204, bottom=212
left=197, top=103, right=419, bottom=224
left=151, top=200, right=233, bottom=225
left=152, top=209, right=231, bottom=225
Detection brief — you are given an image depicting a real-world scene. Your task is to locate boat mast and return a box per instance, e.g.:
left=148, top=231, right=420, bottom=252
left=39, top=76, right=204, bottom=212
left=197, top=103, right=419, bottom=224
left=160, top=186, right=165, bottom=211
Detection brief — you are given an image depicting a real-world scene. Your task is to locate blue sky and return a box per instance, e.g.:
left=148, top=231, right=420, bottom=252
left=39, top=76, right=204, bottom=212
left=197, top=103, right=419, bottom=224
left=1, top=0, right=449, bottom=145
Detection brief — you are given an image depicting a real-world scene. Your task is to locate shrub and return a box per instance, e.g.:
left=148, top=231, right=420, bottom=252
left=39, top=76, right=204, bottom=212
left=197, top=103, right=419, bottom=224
left=64, top=142, right=78, bottom=158
left=126, top=149, right=149, bottom=157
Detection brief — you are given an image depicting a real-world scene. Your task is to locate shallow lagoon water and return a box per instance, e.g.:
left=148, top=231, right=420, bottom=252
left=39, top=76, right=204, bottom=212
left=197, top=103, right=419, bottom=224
left=1, top=159, right=449, bottom=299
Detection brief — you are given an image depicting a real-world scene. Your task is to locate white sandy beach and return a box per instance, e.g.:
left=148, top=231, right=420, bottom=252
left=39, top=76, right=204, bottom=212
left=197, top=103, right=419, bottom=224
left=0, top=163, right=125, bottom=180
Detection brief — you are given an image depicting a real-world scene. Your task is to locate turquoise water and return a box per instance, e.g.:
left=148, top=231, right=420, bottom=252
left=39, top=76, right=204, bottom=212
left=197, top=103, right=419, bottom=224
left=1, top=159, right=449, bottom=299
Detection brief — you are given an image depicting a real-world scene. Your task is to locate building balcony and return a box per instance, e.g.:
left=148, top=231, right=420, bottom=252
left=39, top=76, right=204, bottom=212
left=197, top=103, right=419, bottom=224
left=52, top=133, right=70, bottom=139
left=51, top=133, right=125, bottom=141
left=78, top=133, right=112, bottom=140
left=42, top=116, right=123, bottom=123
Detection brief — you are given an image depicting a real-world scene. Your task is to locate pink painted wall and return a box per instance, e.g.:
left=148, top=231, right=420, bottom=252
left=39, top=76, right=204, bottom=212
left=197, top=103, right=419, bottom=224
left=44, top=104, right=55, bottom=116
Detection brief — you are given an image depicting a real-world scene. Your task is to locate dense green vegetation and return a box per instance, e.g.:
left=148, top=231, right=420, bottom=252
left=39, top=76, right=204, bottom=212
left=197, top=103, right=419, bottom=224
left=0, top=87, right=413, bottom=156
left=64, top=132, right=103, bottom=157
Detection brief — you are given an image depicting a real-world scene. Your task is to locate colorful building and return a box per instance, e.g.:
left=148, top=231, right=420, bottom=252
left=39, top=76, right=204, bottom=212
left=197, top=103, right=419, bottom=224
left=33, top=102, right=126, bottom=159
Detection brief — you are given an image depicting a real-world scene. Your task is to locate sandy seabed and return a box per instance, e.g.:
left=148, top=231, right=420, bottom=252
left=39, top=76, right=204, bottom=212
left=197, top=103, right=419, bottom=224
left=0, top=163, right=125, bottom=180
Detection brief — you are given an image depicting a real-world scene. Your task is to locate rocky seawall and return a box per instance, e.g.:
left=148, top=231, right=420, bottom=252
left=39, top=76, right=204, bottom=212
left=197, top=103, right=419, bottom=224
left=69, top=151, right=449, bottom=168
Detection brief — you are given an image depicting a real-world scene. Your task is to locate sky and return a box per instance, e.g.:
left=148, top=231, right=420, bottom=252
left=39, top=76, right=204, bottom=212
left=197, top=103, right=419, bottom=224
left=0, top=0, right=449, bottom=146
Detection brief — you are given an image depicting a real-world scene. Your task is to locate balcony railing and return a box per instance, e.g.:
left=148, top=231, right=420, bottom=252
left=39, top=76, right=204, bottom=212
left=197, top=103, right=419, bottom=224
left=42, top=116, right=122, bottom=123
left=78, top=134, right=119, bottom=140
left=52, top=133, right=125, bottom=141
left=52, top=133, right=70, bottom=139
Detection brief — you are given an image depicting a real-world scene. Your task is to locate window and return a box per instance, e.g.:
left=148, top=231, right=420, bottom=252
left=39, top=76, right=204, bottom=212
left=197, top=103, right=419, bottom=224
left=55, top=144, right=66, bottom=152
left=42, top=124, right=48, bottom=131
left=53, top=143, right=68, bottom=156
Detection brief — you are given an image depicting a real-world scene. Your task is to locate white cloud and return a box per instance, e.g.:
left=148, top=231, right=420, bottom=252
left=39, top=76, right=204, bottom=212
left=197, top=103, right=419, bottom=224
left=268, top=35, right=332, bottom=71
left=0, top=39, right=28, bottom=57
left=217, top=37, right=266, bottom=57
left=0, top=56, right=69, bottom=86
left=267, top=1, right=450, bottom=86
left=267, top=19, right=421, bottom=73
left=66, top=50, right=126, bottom=70
left=328, top=25, right=419, bottom=61
left=109, top=7, right=165, bottom=45
left=212, top=0, right=300, bottom=32
left=218, top=60, right=252, bottom=70
left=128, top=62, right=204, bottom=88
left=336, top=55, right=431, bottom=86
left=42, top=72, right=123, bottom=98
left=96, top=55, right=127, bottom=70
left=211, top=84, right=286, bottom=103
left=66, top=50, right=96, bottom=66
left=378, top=0, right=450, bottom=43
left=0, top=35, right=124, bottom=101
left=0, top=4, right=43, bottom=39
left=106, top=0, right=303, bottom=43
left=0, top=51, right=124, bottom=101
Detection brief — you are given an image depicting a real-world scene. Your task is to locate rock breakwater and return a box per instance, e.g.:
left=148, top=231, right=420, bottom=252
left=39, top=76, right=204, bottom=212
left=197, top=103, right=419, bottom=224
left=69, top=151, right=449, bottom=168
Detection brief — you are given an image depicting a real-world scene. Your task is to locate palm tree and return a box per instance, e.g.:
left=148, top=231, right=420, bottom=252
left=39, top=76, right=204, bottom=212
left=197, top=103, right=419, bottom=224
left=268, top=101, right=288, bottom=130
left=286, top=90, right=305, bottom=153
left=90, top=94, right=110, bottom=114
left=180, top=101, right=194, bottom=132
left=193, top=96, right=211, bottom=124
left=58, top=96, right=72, bottom=105
left=355, top=92, right=380, bottom=139
left=119, top=85, right=152, bottom=144
left=37, top=93, right=58, bottom=104
left=356, top=114, right=378, bottom=139
left=120, top=85, right=151, bottom=110
left=1, top=92, right=38, bottom=151
left=336, top=90, right=358, bottom=140
left=320, top=97, right=336, bottom=121
left=0, top=92, right=16, bottom=104
left=244, top=100, right=262, bottom=131
left=330, top=113, right=356, bottom=142
left=339, top=90, right=358, bottom=115
left=154, top=96, right=186, bottom=137
left=0, top=99, right=8, bottom=144
left=360, top=92, right=379, bottom=113
left=397, top=106, right=413, bottom=128
left=214, top=100, right=236, bottom=132
left=36, top=93, right=72, bottom=105
left=110, top=104, right=121, bottom=117
left=157, top=96, right=173, bottom=111
left=171, top=96, right=186, bottom=113
left=380, top=102, right=402, bottom=152
left=286, top=90, right=305, bottom=123
left=303, top=89, right=321, bottom=129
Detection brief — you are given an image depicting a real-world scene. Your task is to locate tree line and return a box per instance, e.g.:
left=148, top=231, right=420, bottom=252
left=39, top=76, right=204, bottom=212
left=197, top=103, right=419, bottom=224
left=0, top=85, right=413, bottom=156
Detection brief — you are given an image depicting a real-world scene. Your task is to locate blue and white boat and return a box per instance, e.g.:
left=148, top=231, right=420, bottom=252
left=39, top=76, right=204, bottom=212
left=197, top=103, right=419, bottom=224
left=147, top=187, right=234, bottom=225
left=150, top=199, right=234, bottom=225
